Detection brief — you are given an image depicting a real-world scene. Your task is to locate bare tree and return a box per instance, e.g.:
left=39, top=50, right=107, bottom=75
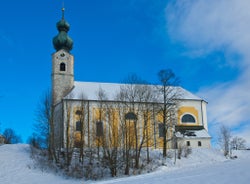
left=119, top=74, right=155, bottom=171
left=101, top=103, right=122, bottom=177
left=3, top=128, right=22, bottom=144
left=64, top=99, right=74, bottom=167
left=34, top=90, right=58, bottom=161
left=218, top=125, right=231, bottom=156
left=230, top=136, right=246, bottom=150
left=135, top=84, right=155, bottom=166
left=34, top=91, right=51, bottom=149
left=75, top=92, right=88, bottom=163
left=28, top=133, right=42, bottom=149
left=157, top=69, right=180, bottom=157
left=96, top=87, right=108, bottom=159
left=143, top=110, right=152, bottom=163
left=121, top=74, right=142, bottom=172
left=114, top=96, right=132, bottom=175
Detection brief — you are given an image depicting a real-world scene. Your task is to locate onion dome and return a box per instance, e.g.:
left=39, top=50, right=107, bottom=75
left=53, top=8, right=73, bottom=52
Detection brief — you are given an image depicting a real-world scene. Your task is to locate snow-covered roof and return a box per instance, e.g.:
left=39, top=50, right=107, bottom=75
left=64, top=81, right=202, bottom=102
left=176, top=129, right=211, bottom=139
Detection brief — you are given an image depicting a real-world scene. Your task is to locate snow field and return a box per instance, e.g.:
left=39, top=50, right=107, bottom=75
left=0, top=144, right=81, bottom=184
left=1, top=144, right=250, bottom=184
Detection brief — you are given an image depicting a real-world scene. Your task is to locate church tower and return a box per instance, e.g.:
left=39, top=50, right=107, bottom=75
left=52, top=8, right=74, bottom=105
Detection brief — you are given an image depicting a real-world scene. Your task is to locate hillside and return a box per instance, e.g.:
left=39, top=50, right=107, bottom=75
left=0, top=144, right=250, bottom=184
left=0, top=144, right=79, bottom=184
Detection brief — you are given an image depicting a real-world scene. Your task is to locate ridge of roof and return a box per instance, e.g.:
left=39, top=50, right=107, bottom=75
left=64, top=81, right=203, bottom=101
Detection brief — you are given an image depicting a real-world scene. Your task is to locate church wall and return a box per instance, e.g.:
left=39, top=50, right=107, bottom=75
left=178, top=138, right=211, bottom=149
left=62, top=100, right=78, bottom=148
left=155, top=111, right=174, bottom=149
left=201, top=100, right=208, bottom=130
left=60, top=99, right=207, bottom=149
left=178, top=100, right=208, bottom=129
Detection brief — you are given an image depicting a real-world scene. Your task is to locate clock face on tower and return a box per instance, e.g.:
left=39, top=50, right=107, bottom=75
left=57, top=52, right=69, bottom=60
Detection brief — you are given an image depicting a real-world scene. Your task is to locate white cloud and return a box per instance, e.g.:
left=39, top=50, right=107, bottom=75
left=165, top=0, right=250, bottom=144
left=166, top=0, right=250, bottom=62
left=198, top=77, right=250, bottom=127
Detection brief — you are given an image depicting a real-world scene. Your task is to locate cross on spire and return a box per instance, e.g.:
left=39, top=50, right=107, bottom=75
left=62, top=1, right=65, bottom=19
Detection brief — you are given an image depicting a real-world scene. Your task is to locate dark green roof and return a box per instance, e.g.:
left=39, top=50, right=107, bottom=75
left=56, top=19, right=70, bottom=32
left=53, top=10, right=73, bottom=52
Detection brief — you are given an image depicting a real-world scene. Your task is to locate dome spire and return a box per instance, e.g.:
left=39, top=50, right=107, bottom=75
left=52, top=6, right=73, bottom=52
left=62, top=1, right=65, bottom=19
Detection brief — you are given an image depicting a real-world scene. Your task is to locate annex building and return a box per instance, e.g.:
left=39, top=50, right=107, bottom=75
left=51, top=9, right=211, bottom=151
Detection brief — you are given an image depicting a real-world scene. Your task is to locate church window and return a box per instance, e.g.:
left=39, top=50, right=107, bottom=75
left=96, top=121, right=104, bottom=137
left=181, top=114, right=196, bottom=123
left=158, top=123, right=164, bottom=138
left=75, top=110, right=82, bottom=116
left=60, top=62, right=66, bottom=71
left=198, top=141, right=202, bottom=147
left=76, top=121, right=81, bottom=131
left=187, top=141, right=190, bottom=146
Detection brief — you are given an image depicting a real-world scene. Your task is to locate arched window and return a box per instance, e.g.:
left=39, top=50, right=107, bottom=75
left=60, top=62, right=66, bottom=71
left=75, top=110, right=82, bottom=116
left=181, top=114, right=196, bottom=123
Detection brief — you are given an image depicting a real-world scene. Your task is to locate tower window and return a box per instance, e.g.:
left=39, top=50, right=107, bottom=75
left=187, top=141, right=190, bottom=146
left=198, top=141, right=202, bottom=147
left=60, top=62, right=66, bottom=71
left=181, top=114, right=196, bottom=123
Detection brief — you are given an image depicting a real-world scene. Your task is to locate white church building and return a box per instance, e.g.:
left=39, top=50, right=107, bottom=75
left=51, top=9, right=211, bottom=151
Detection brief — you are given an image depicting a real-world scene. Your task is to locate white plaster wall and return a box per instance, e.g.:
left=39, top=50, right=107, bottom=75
left=178, top=138, right=211, bottom=149
left=178, top=100, right=208, bottom=129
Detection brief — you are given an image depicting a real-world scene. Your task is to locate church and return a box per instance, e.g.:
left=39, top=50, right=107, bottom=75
left=51, top=9, right=211, bottom=152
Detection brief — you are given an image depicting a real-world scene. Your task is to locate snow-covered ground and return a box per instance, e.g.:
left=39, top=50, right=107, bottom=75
left=0, top=144, right=80, bottom=184
left=1, top=144, right=250, bottom=184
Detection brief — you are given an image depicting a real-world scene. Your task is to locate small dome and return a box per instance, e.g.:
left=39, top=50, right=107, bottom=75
left=53, top=31, right=73, bottom=51
left=52, top=9, right=73, bottom=52
left=56, top=19, right=70, bottom=32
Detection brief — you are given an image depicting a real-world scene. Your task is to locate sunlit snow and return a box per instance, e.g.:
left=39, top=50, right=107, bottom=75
left=0, top=144, right=250, bottom=184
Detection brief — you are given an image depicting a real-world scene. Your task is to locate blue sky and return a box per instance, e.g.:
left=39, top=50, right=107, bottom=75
left=0, top=0, right=249, bottom=146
